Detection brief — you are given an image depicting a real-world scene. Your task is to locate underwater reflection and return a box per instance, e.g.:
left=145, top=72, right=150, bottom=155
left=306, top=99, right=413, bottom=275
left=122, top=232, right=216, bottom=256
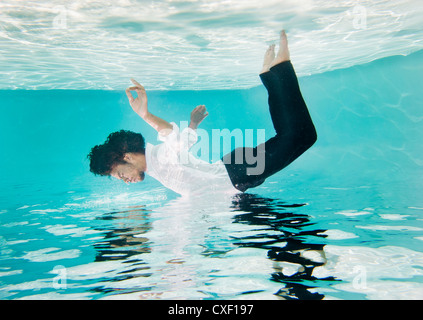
left=89, top=192, right=337, bottom=299
left=230, top=193, right=337, bottom=300
left=88, top=205, right=154, bottom=296
left=93, top=205, right=152, bottom=262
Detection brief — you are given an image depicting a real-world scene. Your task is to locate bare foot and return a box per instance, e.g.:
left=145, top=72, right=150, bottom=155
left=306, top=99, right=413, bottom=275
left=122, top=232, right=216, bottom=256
left=269, top=30, right=290, bottom=68
left=260, top=44, right=275, bottom=74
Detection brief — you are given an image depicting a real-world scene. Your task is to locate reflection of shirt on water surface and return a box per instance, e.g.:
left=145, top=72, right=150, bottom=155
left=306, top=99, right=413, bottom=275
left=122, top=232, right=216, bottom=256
left=145, top=122, right=238, bottom=196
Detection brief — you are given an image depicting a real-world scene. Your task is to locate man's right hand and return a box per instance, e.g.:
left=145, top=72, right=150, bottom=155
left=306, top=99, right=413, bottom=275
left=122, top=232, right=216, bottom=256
left=126, top=78, right=148, bottom=119
left=126, top=79, right=173, bottom=133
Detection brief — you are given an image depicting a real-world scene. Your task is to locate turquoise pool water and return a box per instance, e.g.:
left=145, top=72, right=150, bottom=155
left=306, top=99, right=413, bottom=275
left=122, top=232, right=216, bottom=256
left=1, top=0, right=423, bottom=300
left=1, top=49, right=423, bottom=300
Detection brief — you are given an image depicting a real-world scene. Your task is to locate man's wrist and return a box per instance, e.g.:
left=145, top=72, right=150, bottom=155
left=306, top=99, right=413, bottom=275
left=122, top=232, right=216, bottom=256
left=188, top=122, right=198, bottom=130
left=141, top=110, right=151, bottom=120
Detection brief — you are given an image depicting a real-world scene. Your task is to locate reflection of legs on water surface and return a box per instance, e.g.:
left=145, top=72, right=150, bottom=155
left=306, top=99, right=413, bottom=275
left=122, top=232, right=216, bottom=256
left=230, top=194, right=335, bottom=300
left=223, top=30, right=317, bottom=192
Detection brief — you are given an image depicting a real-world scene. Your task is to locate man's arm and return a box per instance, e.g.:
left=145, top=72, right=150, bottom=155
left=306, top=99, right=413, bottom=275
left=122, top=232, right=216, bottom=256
left=125, top=79, right=173, bottom=133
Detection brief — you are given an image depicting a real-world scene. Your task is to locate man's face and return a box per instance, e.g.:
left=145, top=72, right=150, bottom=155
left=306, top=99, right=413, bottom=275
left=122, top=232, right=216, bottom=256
left=110, top=155, right=145, bottom=183
left=110, top=161, right=145, bottom=184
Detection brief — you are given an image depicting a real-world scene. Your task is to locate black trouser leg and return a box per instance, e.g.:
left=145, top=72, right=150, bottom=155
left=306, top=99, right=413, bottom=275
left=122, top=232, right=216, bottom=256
left=222, top=61, right=317, bottom=192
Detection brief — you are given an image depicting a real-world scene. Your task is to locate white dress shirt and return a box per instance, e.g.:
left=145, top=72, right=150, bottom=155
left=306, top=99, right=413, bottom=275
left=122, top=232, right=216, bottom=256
left=145, top=122, right=239, bottom=197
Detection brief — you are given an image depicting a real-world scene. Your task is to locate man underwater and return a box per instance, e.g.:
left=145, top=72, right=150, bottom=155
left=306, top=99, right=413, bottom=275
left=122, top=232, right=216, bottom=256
left=87, top=30, right=317, bottom=196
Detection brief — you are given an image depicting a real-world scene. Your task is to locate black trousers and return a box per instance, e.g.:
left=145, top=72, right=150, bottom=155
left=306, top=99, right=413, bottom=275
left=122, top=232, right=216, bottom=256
left=222, top=60, right=317, bottom=192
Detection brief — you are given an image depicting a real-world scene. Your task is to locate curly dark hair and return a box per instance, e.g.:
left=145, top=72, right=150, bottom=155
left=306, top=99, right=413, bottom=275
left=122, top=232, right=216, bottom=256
left=87, top=130, right=145, bottom=176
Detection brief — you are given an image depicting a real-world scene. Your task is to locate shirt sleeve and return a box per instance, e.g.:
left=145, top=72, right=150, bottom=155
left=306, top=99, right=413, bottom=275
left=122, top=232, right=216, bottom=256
left=157, top=122, right=198, bottom=154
